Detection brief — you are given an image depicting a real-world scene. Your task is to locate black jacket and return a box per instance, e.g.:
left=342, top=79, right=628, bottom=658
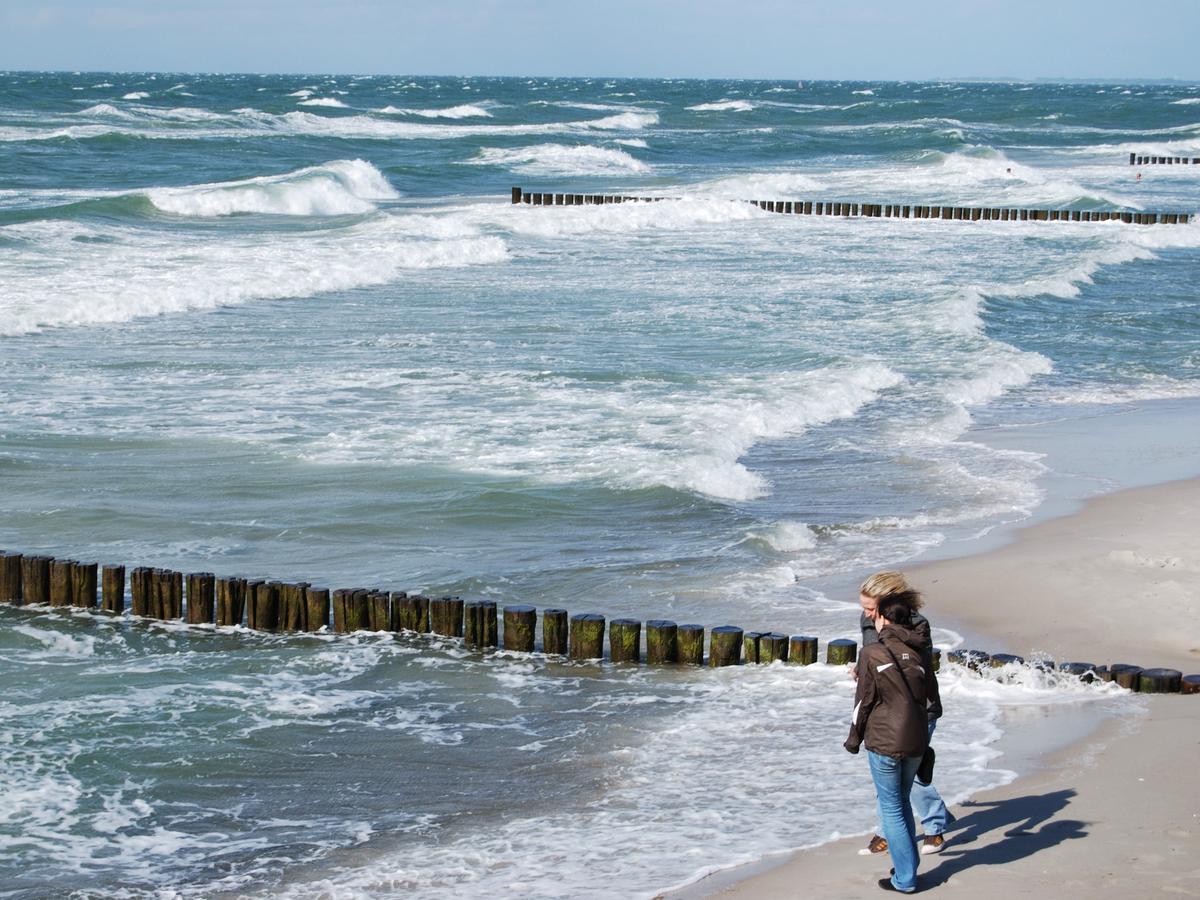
left=861, top=610, right=941, bottom=722
left=844, top=623, right=941, bottom=758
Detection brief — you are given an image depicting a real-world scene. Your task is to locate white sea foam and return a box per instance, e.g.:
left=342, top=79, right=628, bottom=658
left=378, top=104, right=493, bottom=118
left=687, top=99, right=755, bottom=112
left=467, top=143, right=649, bottom=175
left=852, top=89, right=875, bottom=96
left=121, top=91, right=150, bottom=100
left=0, top=213, right=508, bottom=335
left=11, top=624, right=97, bottom=657
left=299, top=98, right=348, bottom=108
left=1170, top=98, right=1200, bottom=105
left=145, top=159, right=399, bottom=217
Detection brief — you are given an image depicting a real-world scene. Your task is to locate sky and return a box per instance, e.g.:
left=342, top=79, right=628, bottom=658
left=1, top=0, right=1198, bottom=81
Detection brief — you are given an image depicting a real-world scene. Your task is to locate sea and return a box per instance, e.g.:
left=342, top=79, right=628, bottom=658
left=1, top=73, right=1198, bottom=899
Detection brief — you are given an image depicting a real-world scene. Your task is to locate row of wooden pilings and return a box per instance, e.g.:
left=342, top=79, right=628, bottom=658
left=1130, top=153, right=1199, bottom=166
left=2, top=550, right=1197, bottom=692
left=510, top=187, right=1192, bottom=226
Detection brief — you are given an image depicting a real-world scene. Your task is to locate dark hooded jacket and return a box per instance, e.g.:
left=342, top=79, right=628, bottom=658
left=844, top=622, right=941, bottom=758
left=861, top=610, right=941, bottom=723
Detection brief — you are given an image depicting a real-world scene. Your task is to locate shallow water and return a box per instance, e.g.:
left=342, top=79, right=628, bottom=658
left=1, top=74, right=1196, bottom=897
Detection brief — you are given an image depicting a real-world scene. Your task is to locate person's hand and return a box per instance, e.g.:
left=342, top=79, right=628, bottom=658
left=850, top=664, right=858, bottom=681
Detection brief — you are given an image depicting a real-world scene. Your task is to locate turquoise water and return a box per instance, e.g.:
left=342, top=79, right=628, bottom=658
left=0, top=73, right=1196, bottom=897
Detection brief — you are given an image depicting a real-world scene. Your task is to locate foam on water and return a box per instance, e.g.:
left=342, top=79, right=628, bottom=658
left=687, top=99, right=755, bottom=112
left=379, top=104, right=493, bottom=118
left=299, top=97, right=349, bottom=108
left=467, top=143, right=650, bottom=175
left=145, top=159, right=400, bottom=217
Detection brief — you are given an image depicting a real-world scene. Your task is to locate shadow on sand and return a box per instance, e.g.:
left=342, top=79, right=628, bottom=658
left=921, top=789, right=1087, bottom=888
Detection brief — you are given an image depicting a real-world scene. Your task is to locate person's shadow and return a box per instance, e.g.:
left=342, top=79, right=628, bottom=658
left=920, top=789, right=1087, bottom=887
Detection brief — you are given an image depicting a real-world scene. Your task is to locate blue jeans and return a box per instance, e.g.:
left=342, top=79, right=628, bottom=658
left=867, top=750, right=921, bottom=893
left=913, top=720, right=952, bottom=836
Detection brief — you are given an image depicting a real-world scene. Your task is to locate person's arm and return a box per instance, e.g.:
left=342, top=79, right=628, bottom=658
left=924, top=652, right=942, bottom=722
left=844, top=651, right=877, bottom=754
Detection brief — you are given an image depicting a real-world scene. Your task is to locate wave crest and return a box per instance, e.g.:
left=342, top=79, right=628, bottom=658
left=469, top=143, right=649, bottom=175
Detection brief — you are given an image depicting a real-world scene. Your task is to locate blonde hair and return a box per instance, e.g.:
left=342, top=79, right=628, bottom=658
left=859, top=571, right=924, bottom=611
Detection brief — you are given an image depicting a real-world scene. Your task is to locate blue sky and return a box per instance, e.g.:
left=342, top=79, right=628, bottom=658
left=2, top=0, right=1197, bottom=80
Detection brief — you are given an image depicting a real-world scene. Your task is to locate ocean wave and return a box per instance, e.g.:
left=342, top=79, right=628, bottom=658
left=467, top=143, right=649, bottom=175
left=121, top=91, right=150, bottom=100
left=145, top=159, right=399, bottom=217
left=378, top=104, right=493, bottom=119
left=0, top=215, right=508, bottom=335
left=298, top=98, right=348, bottom=108
left=1169, top=98, right=1200, bottom=105
left=686, top=99, right=754, bottom=112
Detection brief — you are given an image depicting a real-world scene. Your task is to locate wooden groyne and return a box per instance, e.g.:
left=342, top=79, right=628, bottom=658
left=1, top=548, right=1196, bottom=693
left=509, top=186, right=1192, bottom=225
left=1130, top=153, right=1199, bottom=166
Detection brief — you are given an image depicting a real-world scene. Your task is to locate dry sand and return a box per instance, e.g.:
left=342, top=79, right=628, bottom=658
left=668, top=478, right=1200, bottom=899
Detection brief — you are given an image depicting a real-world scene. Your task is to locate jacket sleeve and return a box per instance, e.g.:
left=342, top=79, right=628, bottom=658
left=845, top=652, right=877, bottom=754
left=924, top=651, right=942, bottom=722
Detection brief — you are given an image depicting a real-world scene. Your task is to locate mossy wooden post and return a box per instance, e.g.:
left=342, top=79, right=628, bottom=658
left=789, top=635, right=818, bottom=665
left=71, top=562, right=97, bottom=609
left=306, top=587, right=329, bottom=631
left=678, top=624, right=705, bottom=665
left=395, top=593, right=430, bottom=632
left=331, top=588, right=349, bottom=633
left=216, top=577, right=246, bottom=626
left=445, top=597, right=465, bottom=636
left=0, top=552, right=21, bottom=603
left=279, top=582, right=308, bottom=631
left=542, top=608, right=568, bottom=654
left=1138, top=668, right=1182, bottom=693
left=481, top=601, right=499, bottom=647
left=503, top=605, right=537, bottom=652
left=569, top=613, right=605, bottom=660
left=743, top=631, right=763, bottom=664
left=610, top=618, right=641, bottom=664
left=187, top=573, right=215, bottom=624
left=709, top=626, right=743, bottom=667
left=258, top=582, right=282, bottom=632
left=246, top=580, right=266, bottom=629
left=368, top=591, right=390, bottom=631
left=430, top=597, right=456, bottom=636
left=826, top=638, right=857, bottom=666
left=50, top=559, right=75, bottom=607
left=151, top=570, right=170, bottom=619
left=1181, top=675, right=1200, bottom=695
left=645, top=620, right=678, bottom=664
left=464, top=601, right=482, bottom=647
left=760, top=633, right=789, bottom=663
left=102, top=564, right=125, bottom=613
left=1110, top=664, right=1143, bottom=689
left=130, top=567, right=150, bottom=616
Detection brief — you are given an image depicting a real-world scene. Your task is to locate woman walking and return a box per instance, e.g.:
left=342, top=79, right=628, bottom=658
left=845, top=588, right=941, bottom=894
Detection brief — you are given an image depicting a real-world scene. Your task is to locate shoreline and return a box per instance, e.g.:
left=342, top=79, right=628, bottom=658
left=666, top=474, right=1200, bottom=898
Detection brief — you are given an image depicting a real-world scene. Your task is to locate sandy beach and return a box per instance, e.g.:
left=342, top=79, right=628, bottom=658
left=671, top=477, right=1200, bottom=899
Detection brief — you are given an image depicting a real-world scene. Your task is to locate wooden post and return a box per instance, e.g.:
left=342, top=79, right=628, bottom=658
left=826, top=638, right=857, bottom=665
left=1181, top=675, right=1200, bottom=694
left=789, top=635, right=818, bottom=665
left=20, top=556, right=50, bottom=605
left=0, top=552, right=21, bottom=603
left=465, top=601, right=498, bottom=648
left=1138, top=668, right=1182, bottom=693
left=102, top=564, right=125, bottom=613
left=367, top=591, right=389, bottom=631
left=250, top=582, right=280, bottom=632
left=743, top=631, right=763, bottom=664
left=430, top=597, right=463, bottom=636
left=709, top=626, right=742, bottom=667
left=678, top=624, right=705, bottom=665
left=305, top=587, right=329, bottom=631
left=512, top=187, right=522, bottom=204
left=990, top=653, right=1025, bottom=668
left=502, top=605, right=536, bottom=652
left=542, top=608, right=568, bottom=654
left=394, top=593, right=430, bottom=633
left=803, top=201, right=813, bottom=214
left=216, top=577, right=246, bottom=626
left=70, top=562, right=97, bottom=608
left=645, top=620, right=678, bottom=664
left=569, top=613, right=605, bottom=660
left=50, top=559, right=74, bottom=607
left=1059, top=661, right=1098, bottom=682
left=760, top=633, right=789, bottom=663
left=185, top=573, right=213, bottom=623
left=609, top=618, right=641, bottom=663
left=281, top=582, right=309, bottom=631
left=932, top=648, right=941, bottom=672
left=1110, top=664, right=1143, bottom=689
left=169, top=570, right=183, bottom=619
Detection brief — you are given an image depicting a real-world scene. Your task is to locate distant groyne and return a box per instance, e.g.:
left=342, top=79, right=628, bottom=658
left=1130, top=153, right=1199, bottom=166
left=510, top=186, right=1192, bottom=225
left=1, top=549, right=1195, bottom=693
